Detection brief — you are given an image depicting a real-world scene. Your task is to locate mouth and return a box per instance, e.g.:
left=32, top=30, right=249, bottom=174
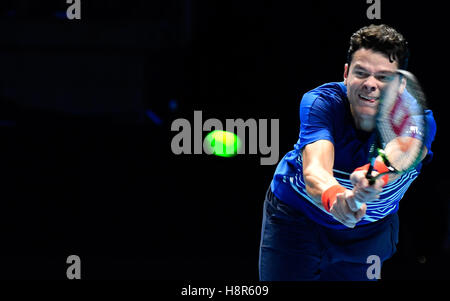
left=358, top=94, right=379, bottom=105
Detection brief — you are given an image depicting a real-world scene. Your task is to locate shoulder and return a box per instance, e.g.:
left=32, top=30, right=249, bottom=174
left=302, top=82, right=347, bottom=106
left=424, top=109, right=437, bottom=148
left=424, top=110, right=436, bottom=127
left=300, top=82, right=347, bottom=114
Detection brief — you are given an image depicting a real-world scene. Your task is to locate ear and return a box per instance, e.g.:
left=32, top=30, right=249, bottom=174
left=343, top=63, right=349, bottom=85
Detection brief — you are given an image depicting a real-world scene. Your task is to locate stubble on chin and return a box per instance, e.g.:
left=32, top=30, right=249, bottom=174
left=356, top=116, right=375, bottom=132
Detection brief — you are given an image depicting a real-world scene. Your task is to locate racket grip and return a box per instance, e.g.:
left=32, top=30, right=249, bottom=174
left=356, top=160, right=388, bottom=186
left=365, top=158, right=377, bottom=184
left=367, top=174, right=376, bottom=185
left=354, top=200, right=364, bottom=210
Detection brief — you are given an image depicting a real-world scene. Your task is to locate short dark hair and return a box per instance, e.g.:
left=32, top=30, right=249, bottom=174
left=347, top=24, right=409, bottom=69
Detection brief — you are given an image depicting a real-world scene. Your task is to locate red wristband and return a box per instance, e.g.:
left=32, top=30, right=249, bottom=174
left=321, top=185, right=346, bottom=212
left=354, top=161, right=390, bottom=186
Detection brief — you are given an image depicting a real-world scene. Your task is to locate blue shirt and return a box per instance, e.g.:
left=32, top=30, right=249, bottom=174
left=271, top=82, right=437, bottom=229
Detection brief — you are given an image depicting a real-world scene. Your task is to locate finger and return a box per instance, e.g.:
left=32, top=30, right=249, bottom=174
left=346, top=222, right=356, bottom=228
left=335, top=193, right=351, bottom=216
left=352, top=200, right=364, bottom=211
left=351, top=172, right=369, bottom=188
left=336, top=195, right=358, bottom=223
left=374, top=177, right=386, bottom=190
left=356, top=184, right=382, bottom=194
left=353, top=184, right=382, bottom=201
left=330, top=200, right=344, bottom=220
left=338, top=216, right=356, bottom=228
left=359, top=177, right=370, bottom=189
left=350, top=172, right=360, bottom=186
left=355, top=203, right=367, bottom=220
left=345, top=193, right=361, bottom=212
left=342, top=191, right=364, bottom=223
left=353, top=192, right=368, bottom=204
left=353, top=190, right=378, bottom=203
left=331, top=206, right=355, bottom=228
left=334, top=194, right=366, bottom=227
left=339, top=215, right=356, bottom=228
left=342, top=205, right=358, bottom=223
left=330, top=198, right=348, bottom=223
left=339, top=220, right=355, bottom=228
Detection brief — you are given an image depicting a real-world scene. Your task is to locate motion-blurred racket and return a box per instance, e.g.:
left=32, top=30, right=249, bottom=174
left=355, top=70, right=428, bottom=208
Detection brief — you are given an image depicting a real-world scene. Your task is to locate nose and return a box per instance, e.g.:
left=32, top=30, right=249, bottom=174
left=363, top=76, right=378, bottom=93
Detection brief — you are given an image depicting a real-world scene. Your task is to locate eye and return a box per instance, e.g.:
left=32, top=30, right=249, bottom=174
left=354, top=70, right=368, bottom=78
left=376, top=73, right=395, bottom=83
left=376, top=75, right=388, bottom=82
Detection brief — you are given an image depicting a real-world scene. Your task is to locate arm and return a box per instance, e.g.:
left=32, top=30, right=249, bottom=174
left=302, top=140, right=339, bottom=203
left=350, top=137, right=428, bottom=204
left=302, top=140, right=366, bottom=228
left=352, top=137, right=428, bottom=187
left=383, top=137, right=428, bottom=182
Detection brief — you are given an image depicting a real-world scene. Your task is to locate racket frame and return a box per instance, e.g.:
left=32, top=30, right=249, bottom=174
left=365, top=69, right=428, bottom=183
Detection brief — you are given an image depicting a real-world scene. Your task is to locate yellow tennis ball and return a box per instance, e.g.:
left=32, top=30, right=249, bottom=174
left=204, top=130, right=241, bottom=157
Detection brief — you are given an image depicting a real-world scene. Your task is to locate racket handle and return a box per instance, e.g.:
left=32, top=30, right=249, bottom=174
left=367, top=175, right=376, bottom=185
left=354, top=200, right=364, bottom=210
left=365, top=158, right=376, bottom=186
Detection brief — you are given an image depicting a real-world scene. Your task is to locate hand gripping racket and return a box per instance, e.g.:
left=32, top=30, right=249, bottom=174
left=355, top=70, right=428, bottom=208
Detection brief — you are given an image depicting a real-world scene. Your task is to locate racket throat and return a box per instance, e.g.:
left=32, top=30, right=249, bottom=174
left=377, top=149, right=397, bottom=173
left=366, top=149, right=397, bottom=185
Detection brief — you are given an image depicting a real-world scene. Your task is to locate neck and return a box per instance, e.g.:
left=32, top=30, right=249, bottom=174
left=350, top=106, right=375, bottom=132
left=357, top=118, right=375, bottom=131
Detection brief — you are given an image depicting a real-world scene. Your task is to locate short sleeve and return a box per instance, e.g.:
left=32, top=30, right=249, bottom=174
left=298, top=93, right=335, bottom=150
left=422, top=109, right=437, bottom=164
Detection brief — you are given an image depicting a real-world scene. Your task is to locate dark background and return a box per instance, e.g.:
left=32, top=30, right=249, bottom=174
left=0, top=0, right=448, bottom=280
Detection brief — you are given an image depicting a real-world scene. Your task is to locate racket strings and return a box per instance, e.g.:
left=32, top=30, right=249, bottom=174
left=377, top=71, right=427, bottom=172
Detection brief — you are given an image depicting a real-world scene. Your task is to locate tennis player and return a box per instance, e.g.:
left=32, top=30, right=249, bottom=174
left=258, top=24, right=436, bottom=280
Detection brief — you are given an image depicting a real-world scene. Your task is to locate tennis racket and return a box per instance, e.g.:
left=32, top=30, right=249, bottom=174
left=355, top=70, right=428, bottom=209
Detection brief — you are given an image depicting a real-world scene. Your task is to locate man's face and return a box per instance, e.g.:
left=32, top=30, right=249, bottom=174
left=344, top=48, right=398, bottom=131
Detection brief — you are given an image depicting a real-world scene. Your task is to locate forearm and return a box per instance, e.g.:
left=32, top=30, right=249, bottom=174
left=384, top=137, right=427, bottom=165
left=301, top=140, right=339, bottom=204
left=378, top=137, right=428, bottom=183
left=301, top=140, right=366, bottom=227
left=303, top=166, right=340, bottom=204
